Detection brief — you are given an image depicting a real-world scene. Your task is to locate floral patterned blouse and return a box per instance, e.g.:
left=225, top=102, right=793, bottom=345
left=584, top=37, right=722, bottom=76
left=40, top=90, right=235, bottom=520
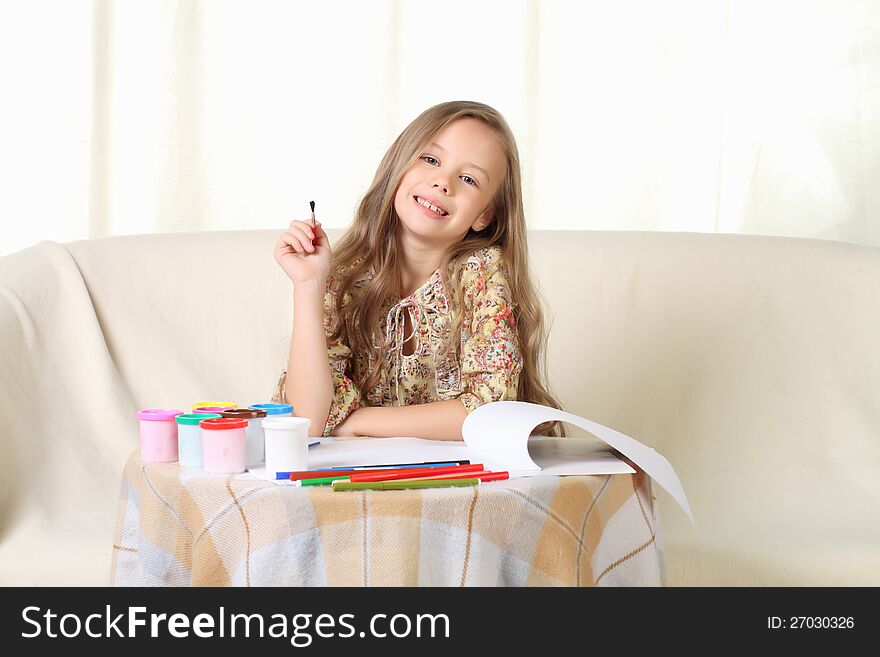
left=271, top=245, right=522, bottom=437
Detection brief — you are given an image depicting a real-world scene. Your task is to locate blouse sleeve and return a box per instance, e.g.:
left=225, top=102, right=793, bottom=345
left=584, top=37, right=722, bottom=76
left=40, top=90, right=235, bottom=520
left=270, top=274, right=363, bottom=437
left=457, top=253, right=523, bottom=414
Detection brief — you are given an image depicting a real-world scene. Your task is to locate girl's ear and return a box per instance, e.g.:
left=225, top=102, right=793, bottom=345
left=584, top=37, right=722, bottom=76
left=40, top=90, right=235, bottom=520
left=476, top=209, right=494, bottom=231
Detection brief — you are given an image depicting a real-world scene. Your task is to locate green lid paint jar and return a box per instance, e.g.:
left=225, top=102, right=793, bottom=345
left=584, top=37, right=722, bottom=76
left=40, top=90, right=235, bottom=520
left=175, top=413, right=222, bottom=467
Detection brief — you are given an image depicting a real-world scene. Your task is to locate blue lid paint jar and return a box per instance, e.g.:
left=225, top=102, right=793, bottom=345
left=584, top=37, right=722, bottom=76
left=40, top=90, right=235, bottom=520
left=249, top=403, right=293, bottom=417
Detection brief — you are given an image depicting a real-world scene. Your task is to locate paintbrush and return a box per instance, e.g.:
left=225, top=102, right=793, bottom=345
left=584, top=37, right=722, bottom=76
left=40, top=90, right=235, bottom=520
left=310, top=200, right=316, bottom=229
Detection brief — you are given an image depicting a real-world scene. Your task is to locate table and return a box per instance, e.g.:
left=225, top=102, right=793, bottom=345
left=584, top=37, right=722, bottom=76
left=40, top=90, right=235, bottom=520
left=111, top=451, right=665, bottom=586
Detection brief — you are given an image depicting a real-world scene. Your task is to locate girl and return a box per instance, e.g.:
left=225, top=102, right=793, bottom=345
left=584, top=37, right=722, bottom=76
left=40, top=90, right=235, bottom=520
left=271, top=100, right=565, bottom=440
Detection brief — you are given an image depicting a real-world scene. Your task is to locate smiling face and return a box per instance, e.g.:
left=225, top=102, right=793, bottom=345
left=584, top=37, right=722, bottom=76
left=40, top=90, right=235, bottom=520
left=393, top=118, right=507, bottom=249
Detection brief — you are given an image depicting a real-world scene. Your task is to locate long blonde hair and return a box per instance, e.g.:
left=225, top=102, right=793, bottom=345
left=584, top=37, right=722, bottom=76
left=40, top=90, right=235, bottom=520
left=328, top=100, right=566, bottom=436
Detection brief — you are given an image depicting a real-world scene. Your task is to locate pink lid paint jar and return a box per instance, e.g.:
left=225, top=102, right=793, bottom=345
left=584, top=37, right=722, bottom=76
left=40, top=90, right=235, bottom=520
left=220, top=408, right=268, bottom=465
left=193, top=406, right=235, bottom=415
left=137, top=409, right=184, bottom=462
left=200, top=417, right=248, bottom=474
left=193, top=401, right=236, bottom=414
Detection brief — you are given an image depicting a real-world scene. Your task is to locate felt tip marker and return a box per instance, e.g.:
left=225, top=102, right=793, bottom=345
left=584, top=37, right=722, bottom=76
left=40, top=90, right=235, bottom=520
left=295, top=475, right=350, bottom=487
left=326, top=460, right=471, bottom=471
left=383, top=471, right=510, bottom=484
left=349, top=463, right=484, bottom=483
left=332, top=478, right=480, bottom=492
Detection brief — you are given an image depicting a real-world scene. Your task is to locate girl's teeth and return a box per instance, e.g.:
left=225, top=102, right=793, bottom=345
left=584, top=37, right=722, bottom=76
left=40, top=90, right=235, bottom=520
left=417, top=197, right=447, bottom=215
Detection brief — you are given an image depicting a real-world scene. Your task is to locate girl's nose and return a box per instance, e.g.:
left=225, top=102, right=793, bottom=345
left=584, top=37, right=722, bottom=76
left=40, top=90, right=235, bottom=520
left=433, top=181, right=448, bottom=193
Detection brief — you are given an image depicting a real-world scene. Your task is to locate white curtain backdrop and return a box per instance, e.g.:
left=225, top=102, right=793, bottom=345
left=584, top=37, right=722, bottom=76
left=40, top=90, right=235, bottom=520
left=1, top=0, right=878, bottom=257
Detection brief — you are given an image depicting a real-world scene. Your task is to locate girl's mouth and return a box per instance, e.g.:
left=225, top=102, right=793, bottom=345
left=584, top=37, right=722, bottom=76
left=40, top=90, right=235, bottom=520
left=413, top=196, right=449, bottom=218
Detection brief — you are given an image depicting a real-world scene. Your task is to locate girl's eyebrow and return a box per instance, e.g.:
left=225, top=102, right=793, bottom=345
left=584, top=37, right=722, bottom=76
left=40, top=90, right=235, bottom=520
left=428, top=142, right=491, bottom=183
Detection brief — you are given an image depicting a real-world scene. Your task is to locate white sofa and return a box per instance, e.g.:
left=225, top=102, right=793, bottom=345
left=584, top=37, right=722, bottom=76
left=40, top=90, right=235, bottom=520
left=1, top=228, right=878, bottom=586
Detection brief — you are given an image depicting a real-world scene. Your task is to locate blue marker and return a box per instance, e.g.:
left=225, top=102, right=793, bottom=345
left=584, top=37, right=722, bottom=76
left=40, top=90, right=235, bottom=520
left=274, top=459, right=470, bottom=480
left=327, top=461, right=464, bottom=471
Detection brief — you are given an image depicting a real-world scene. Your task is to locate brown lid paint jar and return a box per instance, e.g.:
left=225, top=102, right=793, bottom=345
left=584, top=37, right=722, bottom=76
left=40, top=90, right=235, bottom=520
left=221, top=408, right=268, bottom=466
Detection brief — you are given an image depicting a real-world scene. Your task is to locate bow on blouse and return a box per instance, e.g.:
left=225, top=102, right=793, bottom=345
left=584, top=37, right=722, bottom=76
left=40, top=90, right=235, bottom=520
left=382, top=290, right=449, bottom=406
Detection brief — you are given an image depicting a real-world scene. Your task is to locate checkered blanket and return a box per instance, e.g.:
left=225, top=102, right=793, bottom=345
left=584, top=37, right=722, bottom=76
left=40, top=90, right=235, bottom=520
left=111, top=451, right=665, bottom=586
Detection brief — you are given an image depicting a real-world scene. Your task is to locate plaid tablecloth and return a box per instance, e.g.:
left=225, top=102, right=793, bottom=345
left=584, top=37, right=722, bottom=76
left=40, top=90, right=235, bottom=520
left=111, top=451, right=665, bottom=586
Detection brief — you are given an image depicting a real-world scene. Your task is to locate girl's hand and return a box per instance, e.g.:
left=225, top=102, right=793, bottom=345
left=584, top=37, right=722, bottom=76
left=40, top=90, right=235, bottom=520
left=329, top=409, right=363, bottom=439
left=274, top=219, right=332, bottom=285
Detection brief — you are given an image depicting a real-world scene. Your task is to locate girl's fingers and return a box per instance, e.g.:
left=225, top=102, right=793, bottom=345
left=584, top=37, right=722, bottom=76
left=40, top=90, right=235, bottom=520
left=288, top=221, right=316, bottom=244
left=289, top=219, right=316, bottom=237
left=280, top=230, right=313, bottom=254
left=280, top=233, right=302, bottom=254
left=297, top=228, right=314, bottom=252
left=278, top=220, right=324, bottom=258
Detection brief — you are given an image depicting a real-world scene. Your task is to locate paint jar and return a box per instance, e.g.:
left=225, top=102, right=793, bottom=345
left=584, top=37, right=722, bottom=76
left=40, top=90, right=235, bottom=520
left=137, top=409, right=184, bottom=462
left=249, top=403, right=293, bottom=417
left=192, top=401, right=236, bottom=414
left=262, top=417, right=311, bottom=479
left=200, top=417, right=248, bottom=474
left=220, top=408, right=268, bottom=465
left=175, top=413, right=222, bottom=467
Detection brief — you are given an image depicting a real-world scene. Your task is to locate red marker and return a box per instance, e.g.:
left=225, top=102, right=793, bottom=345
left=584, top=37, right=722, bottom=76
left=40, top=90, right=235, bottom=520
left=349, top=463, right=484, bottom=483
left=288, top=467, right=420, bottom=482
left=397, top=471, right=509, bottom=483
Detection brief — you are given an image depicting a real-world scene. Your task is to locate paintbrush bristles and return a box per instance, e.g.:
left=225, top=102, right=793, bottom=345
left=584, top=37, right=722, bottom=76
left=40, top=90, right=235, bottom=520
left=310, top=201, right=315, bottom=213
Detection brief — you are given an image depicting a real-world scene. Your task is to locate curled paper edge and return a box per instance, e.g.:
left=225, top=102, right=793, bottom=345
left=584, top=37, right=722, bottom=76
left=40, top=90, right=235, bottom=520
left=463, top=401, right=694, bottom=523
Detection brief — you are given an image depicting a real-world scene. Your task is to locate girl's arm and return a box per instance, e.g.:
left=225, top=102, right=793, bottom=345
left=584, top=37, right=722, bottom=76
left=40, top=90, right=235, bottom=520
left=286, top=278, right=334, bottom=437
left=275, top=219, right=342, bottom=437
left=338, top=399, right=469, bottom=441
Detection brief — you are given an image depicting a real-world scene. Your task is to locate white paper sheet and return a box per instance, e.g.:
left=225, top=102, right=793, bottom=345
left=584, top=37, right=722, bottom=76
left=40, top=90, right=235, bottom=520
left=252, top=436, right=632, bottom=484
left=463, top=401, right=693, bottom=522
left=306, top=438, right=474, bottom=477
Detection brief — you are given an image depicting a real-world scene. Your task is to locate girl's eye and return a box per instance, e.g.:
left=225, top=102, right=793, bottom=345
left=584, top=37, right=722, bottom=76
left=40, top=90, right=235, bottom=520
left=420, top=155, right=479, bottom=187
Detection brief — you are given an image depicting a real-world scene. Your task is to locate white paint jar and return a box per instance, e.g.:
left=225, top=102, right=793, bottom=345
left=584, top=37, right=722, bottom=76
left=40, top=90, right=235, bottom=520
left=262, top=416, right=311, bottom=479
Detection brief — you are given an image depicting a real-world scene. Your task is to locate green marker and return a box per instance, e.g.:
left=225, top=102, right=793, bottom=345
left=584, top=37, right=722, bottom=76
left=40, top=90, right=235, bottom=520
left=299, top=475, right=350, bottom=487
left=332, top=478, right=480, bottom=492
